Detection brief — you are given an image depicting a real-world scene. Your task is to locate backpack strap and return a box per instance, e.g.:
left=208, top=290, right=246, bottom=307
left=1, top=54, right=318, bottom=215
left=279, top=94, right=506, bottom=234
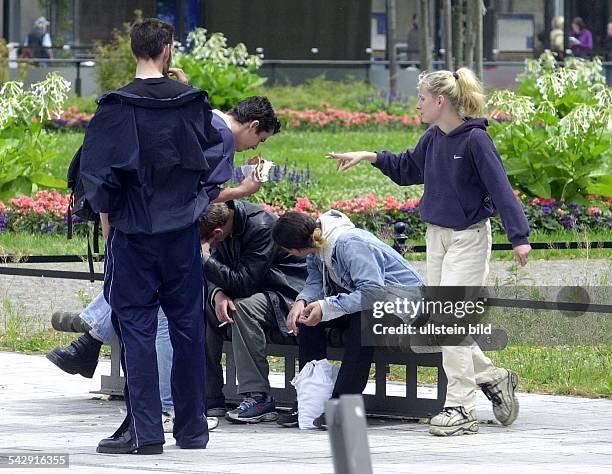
left=86, top=225, right=95, bottom=284
left=67, top=194, right=74, bottom=240
left=92, top=219, right=100, bottom=254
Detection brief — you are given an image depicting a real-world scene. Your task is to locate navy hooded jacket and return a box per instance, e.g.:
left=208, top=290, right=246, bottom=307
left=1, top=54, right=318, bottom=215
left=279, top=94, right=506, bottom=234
left=373, top=118, right=529, bottom=247
left=80, top=88, right=229, bottom=235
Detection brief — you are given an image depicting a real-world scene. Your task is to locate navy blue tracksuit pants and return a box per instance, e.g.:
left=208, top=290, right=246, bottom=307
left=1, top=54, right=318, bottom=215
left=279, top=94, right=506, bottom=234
left=104, top=223, right=207, bottom=449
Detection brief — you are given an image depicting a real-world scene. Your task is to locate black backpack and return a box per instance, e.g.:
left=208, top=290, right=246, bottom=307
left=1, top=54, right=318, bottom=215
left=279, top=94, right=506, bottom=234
left=66, top=145, right=101, bottom=280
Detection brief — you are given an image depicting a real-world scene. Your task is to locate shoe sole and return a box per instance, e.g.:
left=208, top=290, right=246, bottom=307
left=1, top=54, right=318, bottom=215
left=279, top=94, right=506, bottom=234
left=96, top=444, right=163, bottom=454
left=497, top=371, right=519, bottom=426
left=225, top=412, right=278, bottom=424
left=207, top=408, right=227, bottom=417
left=429, top=421, right=479, bottom=437
left=277, top=421, right=299, bottom=428
left=46, top=351, right=96, bottom=378
left=207, top=417, right=219, bottom=431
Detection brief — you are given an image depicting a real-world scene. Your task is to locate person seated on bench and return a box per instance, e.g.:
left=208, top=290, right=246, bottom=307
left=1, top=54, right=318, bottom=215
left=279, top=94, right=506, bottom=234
left=47, top=200, right=307, bottom=426
left=272, top=209, right=424, bottom=429
left=200, top=200, right=307, bottom=423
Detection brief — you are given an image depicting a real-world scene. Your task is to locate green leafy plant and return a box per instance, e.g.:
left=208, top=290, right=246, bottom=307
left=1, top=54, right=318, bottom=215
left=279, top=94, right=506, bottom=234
left=0, top=72, right=70, bottom=199
left=0, top=38, right=8, bottom=84
left=94, top=13, right=139, bottom=92
left=174, top=29, right=266, bottom=109
left=488, top=53, right=611, bottom=203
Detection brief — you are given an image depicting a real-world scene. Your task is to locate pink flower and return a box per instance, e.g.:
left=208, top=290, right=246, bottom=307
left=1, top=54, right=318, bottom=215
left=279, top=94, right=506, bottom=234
left=384, top=196, right=401, bottom=210
left=532, top=198, right=556, bottom=206
left=400, top=199, right=420, bottom=210
left=587, top=207, right=601, bottom=216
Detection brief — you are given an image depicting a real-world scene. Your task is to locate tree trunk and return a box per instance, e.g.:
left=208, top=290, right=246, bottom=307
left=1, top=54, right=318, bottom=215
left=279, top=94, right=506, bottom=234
left=386, top=0, right=398, bottom=97
left=475, top=0, right=484, bottom=79
left=464, top=0, right=477, bottom=68
left=419, top=0, right=432, bottom=72
left=452, top=0, right=465, bottom=69
left=444, top=0, right=453, bottom=70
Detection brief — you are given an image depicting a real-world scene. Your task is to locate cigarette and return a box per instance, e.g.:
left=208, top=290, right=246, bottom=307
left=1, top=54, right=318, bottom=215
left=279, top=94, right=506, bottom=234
left=218, top=321, right=229, bottom=327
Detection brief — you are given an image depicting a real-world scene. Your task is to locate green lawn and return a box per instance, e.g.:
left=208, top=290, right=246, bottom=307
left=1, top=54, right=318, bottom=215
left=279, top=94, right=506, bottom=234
left=52, top=129, right=426, bottom=203
left=0, top=232, right=91, bottom=256
left=384, top=345, right=611, bottom=398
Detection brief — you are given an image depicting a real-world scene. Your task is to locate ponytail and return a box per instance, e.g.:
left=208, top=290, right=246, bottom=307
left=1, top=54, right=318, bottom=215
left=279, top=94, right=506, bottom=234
left=272, top=212, right=328, bottom=251
left=418, top=67, right=486, bottom=118
left=311, top=227, right=327, bottom=251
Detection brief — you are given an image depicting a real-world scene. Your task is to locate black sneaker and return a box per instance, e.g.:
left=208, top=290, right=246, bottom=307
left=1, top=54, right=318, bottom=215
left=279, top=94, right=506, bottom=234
left=312, top=412, right=327, bottom=430
left=277, top=406, right=299, bottom=428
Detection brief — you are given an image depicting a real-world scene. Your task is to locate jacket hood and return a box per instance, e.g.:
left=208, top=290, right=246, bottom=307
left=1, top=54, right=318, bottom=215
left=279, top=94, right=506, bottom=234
left=317, top=210, right=355, bottom=268
left=97, top=88, right=207, bottom=109
left=445, top=117, right=488, bottom=137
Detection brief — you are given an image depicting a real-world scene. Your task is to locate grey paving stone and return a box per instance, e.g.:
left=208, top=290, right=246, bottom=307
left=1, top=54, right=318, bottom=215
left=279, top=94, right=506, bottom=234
left=0, top=352, right=610, bottom=473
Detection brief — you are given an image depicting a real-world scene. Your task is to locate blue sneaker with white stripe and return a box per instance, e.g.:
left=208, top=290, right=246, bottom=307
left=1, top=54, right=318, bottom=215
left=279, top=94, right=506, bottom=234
left=225, top=393, right=278, bottom=424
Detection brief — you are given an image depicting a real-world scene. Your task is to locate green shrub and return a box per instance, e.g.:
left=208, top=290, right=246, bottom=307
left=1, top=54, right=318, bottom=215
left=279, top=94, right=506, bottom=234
left=94, top=18, right=136, bottom=92
left=0, top=38, right=8, bottom=84
left=488, top=53, right=611, bottom=203
left=0, top=73, right=70, bottom=199
left=174, top=29, right=266, bottom=109
left=258, top=75, right=375, bottom=111
left=65, top=95, right=98, bottom=114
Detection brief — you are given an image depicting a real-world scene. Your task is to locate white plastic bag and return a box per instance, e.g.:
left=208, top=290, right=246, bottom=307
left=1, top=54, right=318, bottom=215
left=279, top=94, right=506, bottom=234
left=291, top=359, right=340, bottom=430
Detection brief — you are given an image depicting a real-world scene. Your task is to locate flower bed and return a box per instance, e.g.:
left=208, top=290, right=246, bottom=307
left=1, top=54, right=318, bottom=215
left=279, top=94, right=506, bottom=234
left=0, top=191, right=87, bottom=234
left=276, top=103, right=422, bottom=130
left=257, top=193, right=612, bottom=238
left=48, top=106, right=93, bottom=132
left=0, top=191, right=609, bottom=238
left=46, top=103, right=514, bottom=133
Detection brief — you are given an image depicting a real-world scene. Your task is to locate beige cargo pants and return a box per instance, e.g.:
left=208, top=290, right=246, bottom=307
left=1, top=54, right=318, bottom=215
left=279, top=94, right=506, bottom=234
left=426, top=219, right=502, bottom=412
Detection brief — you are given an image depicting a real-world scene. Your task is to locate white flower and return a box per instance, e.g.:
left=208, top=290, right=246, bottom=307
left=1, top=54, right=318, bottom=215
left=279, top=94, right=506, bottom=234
left=0, top=73, right=69, bottom=129
left=488, top=90, right=535, bottom=124
left=175, top=27, right=262, bottom=72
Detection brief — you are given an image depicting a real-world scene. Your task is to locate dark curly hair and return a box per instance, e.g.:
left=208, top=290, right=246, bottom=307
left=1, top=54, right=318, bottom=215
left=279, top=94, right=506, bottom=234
left=228, top=96, right=281, bottom=134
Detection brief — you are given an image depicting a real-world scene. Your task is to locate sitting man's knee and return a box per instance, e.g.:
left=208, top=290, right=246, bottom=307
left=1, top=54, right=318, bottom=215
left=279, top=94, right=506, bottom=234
left=233, top=293, right=267, bottom=319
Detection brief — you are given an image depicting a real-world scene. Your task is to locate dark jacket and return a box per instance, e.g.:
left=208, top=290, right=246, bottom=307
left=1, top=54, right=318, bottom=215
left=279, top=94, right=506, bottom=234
left=80, top=89, right=227, bottom=235
left=204, top=200, right=307, bottom=333
left=374, top=118, right=529, bottom=246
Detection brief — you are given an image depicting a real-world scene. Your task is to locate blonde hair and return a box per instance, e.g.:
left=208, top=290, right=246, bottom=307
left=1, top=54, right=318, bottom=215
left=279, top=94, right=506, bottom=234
left=418, top=67, right=486, bottom=118
left=311, top=227, right=328, bottom=252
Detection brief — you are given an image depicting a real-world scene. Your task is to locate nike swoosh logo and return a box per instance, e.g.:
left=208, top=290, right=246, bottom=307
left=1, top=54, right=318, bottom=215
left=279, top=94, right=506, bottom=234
left=453, top=155, right=463, bottom=160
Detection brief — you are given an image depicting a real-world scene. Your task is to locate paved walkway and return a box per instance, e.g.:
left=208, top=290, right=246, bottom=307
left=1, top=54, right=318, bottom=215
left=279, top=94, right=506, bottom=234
left=0, top=352, right=610, bottom=473
left=0, top=259, right=609, bottom=329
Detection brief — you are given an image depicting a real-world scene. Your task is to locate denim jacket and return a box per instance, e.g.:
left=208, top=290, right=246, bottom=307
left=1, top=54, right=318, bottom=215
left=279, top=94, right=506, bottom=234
left=296, top=211, right=424, bottom=321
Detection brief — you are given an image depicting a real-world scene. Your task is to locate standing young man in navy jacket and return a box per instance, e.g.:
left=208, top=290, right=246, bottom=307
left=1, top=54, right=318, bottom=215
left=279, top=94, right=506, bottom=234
left=80, top=18, right=278, bottom=454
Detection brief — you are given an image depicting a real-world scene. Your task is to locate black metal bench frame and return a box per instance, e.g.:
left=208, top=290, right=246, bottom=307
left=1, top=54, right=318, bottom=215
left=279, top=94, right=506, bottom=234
left=90, top=334, right=451, bottom=419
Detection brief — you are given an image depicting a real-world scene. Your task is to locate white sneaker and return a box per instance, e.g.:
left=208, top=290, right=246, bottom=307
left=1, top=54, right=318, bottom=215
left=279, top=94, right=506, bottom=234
left=163, top=412, right=218, bottom=432
left=207, top=416, right=219, bottom=431
left=480, top=368, right=519, bottom=426
left=162, top=411, right=174, bottom=433
left=429, top=407, right=479, bottom=436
